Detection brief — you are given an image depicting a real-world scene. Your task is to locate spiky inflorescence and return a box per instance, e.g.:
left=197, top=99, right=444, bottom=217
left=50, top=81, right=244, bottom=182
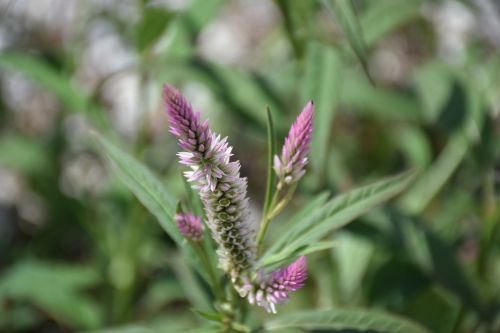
left=164, top=84, right=256, bottom=284
left=244, top=256, right=307, bottom=313
left=175, top=212, right=203, bottom=241
left=274, top=101, right=314, bottom=188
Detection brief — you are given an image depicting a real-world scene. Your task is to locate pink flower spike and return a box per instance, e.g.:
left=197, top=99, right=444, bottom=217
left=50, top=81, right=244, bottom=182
left=274, top=101, right=314, bottom=188
left=175, top=212, right=203, bottom=242
left=245, top=256, right=307, bottom=313
left=164, top=84, right=256, bottom=288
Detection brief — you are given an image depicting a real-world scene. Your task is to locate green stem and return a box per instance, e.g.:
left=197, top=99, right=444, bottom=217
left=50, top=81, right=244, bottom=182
left=256, top=183, right=297, bottom=255
left=256, top=190, right=281, bottom=255
left=267, top=183, right=297, bottom=220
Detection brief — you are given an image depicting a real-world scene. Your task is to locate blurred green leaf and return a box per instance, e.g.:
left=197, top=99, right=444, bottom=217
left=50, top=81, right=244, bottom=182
left=407, top=286, right=461, bottom=333
left=139, top=279, right=186, bottom=313
left=89, top=326, right=154, bottom=333
left=157, top=59, right=284, bottom=129
left=392, top=126, right=432, bottom=169
left=264, top=308, right=430, bottom=333
left=399, top=134, right=468, bottom=213
left=0, top=52, right=108, bottom=129
left=135, top=7, right=172, bottom=52
left=168, top=254, right=212, bottom=311
left=400, top=74, right=484, bottom=213
left=361, top=0, right=422, bottom=46
left=0, top=259, right=102, bottom=329
left=301, top=42, right=342, bottom=180
left=334, top=232, right=373, bottom=303
left=323, top=0, right=370, bottom=80
left=413, top=61, right=454, bottom=124
left=0, top=135, right=50, bottom=174
left=192, top=309, right=224, bottom=322
left=341, top=72, right=421, bottom=120
left=94, top=134, right=180, bottom=245
left=265, top=170, right=417, bottom=262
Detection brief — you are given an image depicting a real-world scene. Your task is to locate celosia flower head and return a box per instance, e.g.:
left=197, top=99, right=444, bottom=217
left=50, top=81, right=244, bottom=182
left=164, top=84, right=256, bottom=283
left=245, top=256, right=307, bottom=313
left=175, top=212, right=203, bottom=241
left=274, top=101, right=314, bottom=188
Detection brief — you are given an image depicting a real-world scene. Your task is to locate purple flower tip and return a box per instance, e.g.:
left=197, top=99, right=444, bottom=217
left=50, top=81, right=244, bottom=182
left=163, top=84, right=212, bottom=158
left=245, top=256, right=307, bottom=313
left=274, top=101, right=314, bottom=187
left=175, top=212, right=203, bottom=241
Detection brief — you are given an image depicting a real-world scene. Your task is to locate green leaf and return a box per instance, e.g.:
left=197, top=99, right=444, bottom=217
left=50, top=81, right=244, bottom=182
left=89, top=326, right=154, bottom=333
left=333, top=232, right=373, bottom=303
left=413, top=61, right=454, bottom=124
left=0, top=135, right=50, bottom=174
left=361, top=0, right=422, bottom=46
left=264, top=309, right=430, bottom=333
left=0, top=259, right=102, bottom=329
left=260, top=240, right=336, bottom=269
left=135, top=6, right=172, bottom=52
left=301, top=42, right=342, bottom=180
left=192, top=309, right=224, bottom=322
left=323, top=0, right=371, bottom=81
left=267, top=170, right=417, bottom=261
left=341, top=71, right=421, bottom=120
left=94, top=134, right=180, bottom=245
left=265, top=192, right=330, bottom=256
left=168, top=254, right=212, bottom=311
left=0, top=52, right=108, bottom=129
left=399, top=134, right=468, bottom=213
left=399, top=73, right=484, bottom=213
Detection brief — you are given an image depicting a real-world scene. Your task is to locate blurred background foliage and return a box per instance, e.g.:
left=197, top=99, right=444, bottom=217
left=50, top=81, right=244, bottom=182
left=0, top=0, right=499, bottom=332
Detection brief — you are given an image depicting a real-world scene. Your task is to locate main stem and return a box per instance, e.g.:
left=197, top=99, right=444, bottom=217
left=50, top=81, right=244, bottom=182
left=256, top=190, right=280, bottom=255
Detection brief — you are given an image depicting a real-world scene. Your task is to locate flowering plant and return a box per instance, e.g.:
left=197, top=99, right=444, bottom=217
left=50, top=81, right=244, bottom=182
left=96, top=84, right=421, bottom=332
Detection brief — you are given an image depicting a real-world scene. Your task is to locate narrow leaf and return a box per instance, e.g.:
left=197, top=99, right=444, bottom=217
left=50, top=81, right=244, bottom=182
left=93, top=134, right=180, bottom=245
left=0, top=52, right=108, bottom=130
left=269, top=170, right=417, bottom=260
left=265, top=309, right=431, bottom=333
left=260, top=240, right=336, bottom=268
left=263, top=107, right=277, bottom=216
left=265, top=192, right=330, bottom=256
left=323, top=0, right=371, bottom=82
left=361, top=0, right=422, bottom=46
left=135, top=6, right=172, bottom=52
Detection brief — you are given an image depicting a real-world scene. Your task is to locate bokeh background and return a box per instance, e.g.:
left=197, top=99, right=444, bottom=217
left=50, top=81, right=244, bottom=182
left=0, top=0, right=499, bottom=332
